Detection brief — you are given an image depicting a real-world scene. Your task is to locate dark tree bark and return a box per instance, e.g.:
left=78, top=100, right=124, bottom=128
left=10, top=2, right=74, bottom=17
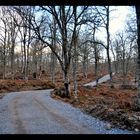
left=135, top=6, right=140, bottom=107
left=50, top=16, right=57, bottom=84
left=106, top=6, right=113, bottom=88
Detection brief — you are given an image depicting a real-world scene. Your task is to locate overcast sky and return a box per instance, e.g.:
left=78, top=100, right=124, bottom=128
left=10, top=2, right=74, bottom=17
left=110, top=6, right=132, bottom=35
left=96, top=6, right=135, bottom=42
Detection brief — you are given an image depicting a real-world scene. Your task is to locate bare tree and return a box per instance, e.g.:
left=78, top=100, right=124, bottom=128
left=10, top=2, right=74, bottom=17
left=5, top=7, right=19, bottom=79
left=27, top=6, right=89, bottom=97
left=112, top=32, right=136, bottom=86
left=95, top=6, right=114, bottom=87
left=105, top=6, right=113, bottom=87
left=0, top=7, right=9, bottom=79
left=50, top=16, right=57, bottom=84
left=135, top=6, right=140, bottom=108
left=78, top=31, right=92, bottom=79
left=14, top=6, right=35, bottom=80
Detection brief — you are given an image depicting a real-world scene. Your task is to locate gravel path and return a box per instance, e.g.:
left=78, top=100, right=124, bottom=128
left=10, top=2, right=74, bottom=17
left=84, top=73, right=115, bottom=86
left=0, top=89, right=135, bottom=134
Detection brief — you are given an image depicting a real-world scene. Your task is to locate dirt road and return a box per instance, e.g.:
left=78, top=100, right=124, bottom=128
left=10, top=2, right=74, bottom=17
left=84, top=73, right=115, bottom=87
left=0, top=90, right=98, bottom=134
left=0, top=74, right=133, bottom=134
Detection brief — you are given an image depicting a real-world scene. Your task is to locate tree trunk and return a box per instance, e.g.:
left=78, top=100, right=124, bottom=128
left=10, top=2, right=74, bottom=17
left=73, top=33, right=78, bottom=100
left=3, top=58, right=6, bottom=79
left=26, top=27, right=31, bottom=80
left=11, top=44, right=15, bottom=80
left=115, top=60, right=118, bottom=74
left=107, top=47, right=113, bottom=87
left=135, top=6, right=140, bottom=107
left=50, top=52, right=56, bottom=84
left=38, top=48, right=43, bottom=79
left=82, top=56, right=88, bottom=78
left=64, top=70, right=70, bottom=98
left=20, top=40, right=24, bottom=74
left=122, top=47, right=126, bottom=85
left=50, top=16, right=57, bottom=84
left=95, top=46, right=99, bottom=85
left=3, top=45, right=6, bottom=79
left=23, top=31, right=27, bottom=80
left=106, top=6, right=113, bottom=87
left=3, top=24, right=7, bottom=79
left=92, top=27, right=99, bottom=85
left=72, top=57, right=78, bottom=100
left=33, top=47, right=37, bottom=79
left=111, top=43, right=118, bottom=74
left=26, top=46, right=29, bottom=80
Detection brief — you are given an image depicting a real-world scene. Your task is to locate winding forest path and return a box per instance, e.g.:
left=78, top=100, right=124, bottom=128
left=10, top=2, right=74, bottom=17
left=0, top=73, right=133, bottom=134
left=84, top=73, right=115, bottom=87
left=0, top=90, right=97, bottom=134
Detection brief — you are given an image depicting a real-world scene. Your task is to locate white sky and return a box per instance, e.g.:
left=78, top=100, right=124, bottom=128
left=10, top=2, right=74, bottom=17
left=110, top=6, right=130, bottom=35
left=95, top=6, right=135, bottom=42
left=94, top=6, right=135, bottom=60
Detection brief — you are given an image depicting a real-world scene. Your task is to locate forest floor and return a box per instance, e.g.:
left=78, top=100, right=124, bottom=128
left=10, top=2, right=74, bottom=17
left=0, top=72, right=139, bottom=133
left=0, top=79, right=55, bottom=99
left=51, top=72, right=140, bottom=133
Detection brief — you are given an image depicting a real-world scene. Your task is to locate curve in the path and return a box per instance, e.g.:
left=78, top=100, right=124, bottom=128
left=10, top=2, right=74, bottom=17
left=0, top=73, right=135, bottom=134
left=0, top=90, right=96, bottom=134
left=84, top=73, right=115, bottom=87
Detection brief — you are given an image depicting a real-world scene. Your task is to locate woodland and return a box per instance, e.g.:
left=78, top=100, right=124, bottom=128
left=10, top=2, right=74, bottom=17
left=0, top=6, right=140, bottom=132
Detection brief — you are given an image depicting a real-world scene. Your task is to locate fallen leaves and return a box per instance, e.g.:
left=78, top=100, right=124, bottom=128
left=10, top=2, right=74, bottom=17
left=52, top=83, right=139, bottom=132
left=0, top=79, right=55, bottom=95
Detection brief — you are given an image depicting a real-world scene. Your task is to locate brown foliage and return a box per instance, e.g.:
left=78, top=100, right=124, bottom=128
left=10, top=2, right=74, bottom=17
left=0, top=79, right=55, bottom=93
left=52, top=82, right=139, bottom=131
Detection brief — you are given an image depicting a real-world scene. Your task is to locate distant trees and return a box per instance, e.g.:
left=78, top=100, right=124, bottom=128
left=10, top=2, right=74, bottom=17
left=78, top=31, right=92, bottom=79
left=0, top=7, right=8, bottom=79
left=30, top=39, right=44, bottom=79
left=6, top=7, right=19, bottom=80
left=14, top=6, right=91, bottom=97
left=111, top=31, right=136, bottom=86
left=0, top=6, right=139, bottom=100
left=9, top=6, right=35, bottom=80
left=96, top=6, right=113, bottom=87
left=0, top=7, right=19, bottom=79
left=126, top=8, right=137, bottom=83
left=19, top=6, right=33, bottom=80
